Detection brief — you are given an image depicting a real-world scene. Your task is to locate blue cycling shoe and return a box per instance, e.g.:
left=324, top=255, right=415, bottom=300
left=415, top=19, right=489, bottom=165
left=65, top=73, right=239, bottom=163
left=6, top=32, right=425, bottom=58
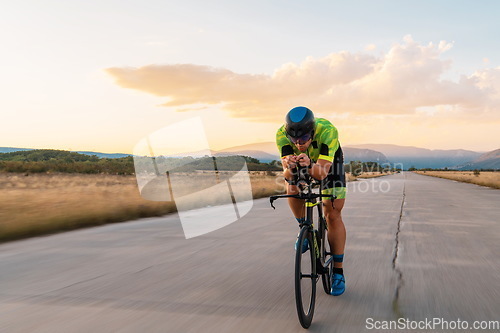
left=294, top=236, right=309, bottom=253
left=330, top=273, right=345, bottom=296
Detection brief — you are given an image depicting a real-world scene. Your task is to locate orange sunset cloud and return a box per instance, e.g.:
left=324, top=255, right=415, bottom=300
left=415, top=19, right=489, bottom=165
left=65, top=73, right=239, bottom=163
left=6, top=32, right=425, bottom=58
left=106, top=36, right=500, bottom=123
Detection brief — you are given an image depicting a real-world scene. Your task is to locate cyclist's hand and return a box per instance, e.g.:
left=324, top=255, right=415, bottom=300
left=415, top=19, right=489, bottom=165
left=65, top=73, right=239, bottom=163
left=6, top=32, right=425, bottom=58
left=296, top=153, right=311, bottom=167
left=283, top=155, right=298, bottom=169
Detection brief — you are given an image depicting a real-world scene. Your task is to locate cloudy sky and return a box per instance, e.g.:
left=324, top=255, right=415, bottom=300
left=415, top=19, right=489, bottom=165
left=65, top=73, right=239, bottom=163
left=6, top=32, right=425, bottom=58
left=1, top=0, right=499, bottom=153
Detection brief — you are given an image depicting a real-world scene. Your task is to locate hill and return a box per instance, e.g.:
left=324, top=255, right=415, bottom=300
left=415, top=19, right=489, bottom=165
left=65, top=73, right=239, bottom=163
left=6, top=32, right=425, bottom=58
left=0, top=149, right=134, bottom=174
left=343, top=147, right=389, bottom=164
left=214, top=150, right=279, bottom=163
left=0, top=149, right=280, bottom=173
left=218, top=142, right=277, bottom=157
left=346, top=144, right=481, bottom=169
left=456, top=149, right=500, bottom=170
left=221, top=142, right=485, bottom=169
left=219, top=142, right=389, bottom=163
left=3, top=144, right=489, bottom=170
left=0, top=147, right=130, bottom=159
left=0, top=147, right=33, bottom=154
left=0, top=149, right=101, bottom=162
left=75, top=151, right=131, bottom=159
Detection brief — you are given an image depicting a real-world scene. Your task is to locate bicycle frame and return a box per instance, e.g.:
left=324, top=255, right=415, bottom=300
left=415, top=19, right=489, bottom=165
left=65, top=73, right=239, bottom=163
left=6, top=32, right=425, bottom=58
left=270, top=178, right=336, bottom=328
left=269, top=180, right=336, bottom=269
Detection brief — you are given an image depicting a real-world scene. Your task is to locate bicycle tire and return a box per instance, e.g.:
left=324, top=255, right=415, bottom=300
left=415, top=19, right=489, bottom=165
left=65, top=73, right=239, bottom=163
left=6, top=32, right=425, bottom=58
left=319, top=220, right=333, bottom=295
left=319, top=216, right=332, bottom=294
left=295, top=226, right=317, bottom=328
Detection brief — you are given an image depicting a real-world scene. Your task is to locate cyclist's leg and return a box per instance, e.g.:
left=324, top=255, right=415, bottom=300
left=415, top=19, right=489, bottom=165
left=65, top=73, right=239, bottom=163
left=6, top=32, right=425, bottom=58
left=288, top=182, right=309, bottom=252
left=287, top=182, right=305, bottom=219
left=322, top=186, right=346, bottom=295
left=322, top=146, right=346, bottom=268
left=323, top=197, right=345, bottom=268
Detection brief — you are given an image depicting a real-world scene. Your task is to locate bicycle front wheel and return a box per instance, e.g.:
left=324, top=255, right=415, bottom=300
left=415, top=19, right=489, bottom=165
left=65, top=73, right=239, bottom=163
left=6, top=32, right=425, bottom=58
left=295, top=226, right=317, bottom=328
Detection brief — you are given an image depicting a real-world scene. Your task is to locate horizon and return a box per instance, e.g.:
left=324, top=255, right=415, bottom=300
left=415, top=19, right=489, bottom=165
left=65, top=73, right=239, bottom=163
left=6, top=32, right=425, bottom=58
left=1, top=141, right=496, bottom=156
left=2, top=1, right=499, bottom=153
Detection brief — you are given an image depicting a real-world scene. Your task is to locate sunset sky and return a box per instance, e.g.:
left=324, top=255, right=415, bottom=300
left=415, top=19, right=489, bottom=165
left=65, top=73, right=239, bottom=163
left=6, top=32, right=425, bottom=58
left=1, top=0, right=499, bottom=154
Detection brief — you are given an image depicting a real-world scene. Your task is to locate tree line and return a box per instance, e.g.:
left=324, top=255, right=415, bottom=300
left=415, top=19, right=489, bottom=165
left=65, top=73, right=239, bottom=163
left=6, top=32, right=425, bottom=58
left=344, top=161, right=399, bottom=176
left=0, top=150, right=398, bottom=175
left=0, top=150, right=281, bottom=174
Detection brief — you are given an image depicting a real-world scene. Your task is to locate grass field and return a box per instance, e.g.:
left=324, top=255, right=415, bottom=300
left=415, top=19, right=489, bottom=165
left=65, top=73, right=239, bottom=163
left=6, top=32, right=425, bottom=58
left=356, top=171, right=394, bottom=179
left=415, top=171, right=500, bottom=189
left=0, top=172, right=284, bottom=243
left=0, top=170, right=393, bottom=243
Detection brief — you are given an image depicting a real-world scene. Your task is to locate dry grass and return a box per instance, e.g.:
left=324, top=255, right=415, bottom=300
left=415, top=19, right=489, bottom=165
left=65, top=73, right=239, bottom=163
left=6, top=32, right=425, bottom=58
left=415, top=171, right=500, bottom=189
left=0, top=172, right=284, bottom=242
left=344, top=171, right=395, bottom=181
left=2, top=169, right=389, bottom=243
left=345, top=173, right=356, bottom=182
left=355, top=171, right=394, bottom=179
left=0, top=173, right=175, bottom=242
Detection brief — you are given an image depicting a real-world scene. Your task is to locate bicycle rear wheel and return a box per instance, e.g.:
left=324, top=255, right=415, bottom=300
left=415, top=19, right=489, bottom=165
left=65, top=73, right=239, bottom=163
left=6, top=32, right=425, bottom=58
left=319, top=216, right=333, bottom=294
left=295, top=226, right=317, bottom=328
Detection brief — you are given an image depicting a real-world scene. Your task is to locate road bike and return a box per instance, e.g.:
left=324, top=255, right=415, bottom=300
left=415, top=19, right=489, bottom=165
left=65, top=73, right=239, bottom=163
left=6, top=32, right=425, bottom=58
left=270, top=175, right=336, bottom=328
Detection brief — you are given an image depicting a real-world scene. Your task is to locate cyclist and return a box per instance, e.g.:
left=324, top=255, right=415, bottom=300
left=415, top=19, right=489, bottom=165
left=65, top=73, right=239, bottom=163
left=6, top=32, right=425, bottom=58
left=276, top=106, right=347, bottom=296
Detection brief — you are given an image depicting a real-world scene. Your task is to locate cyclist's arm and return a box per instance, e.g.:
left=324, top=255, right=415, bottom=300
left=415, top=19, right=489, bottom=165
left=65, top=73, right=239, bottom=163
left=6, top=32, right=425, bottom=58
left=309, top=124, right=338, bottom=180
left=310, top=159, right=332, bottom=180
left=296, top=153, right=330, bottom=180
left=281, top=155, right=297, bottom=181
left=276, top=126, right=298, bottom=181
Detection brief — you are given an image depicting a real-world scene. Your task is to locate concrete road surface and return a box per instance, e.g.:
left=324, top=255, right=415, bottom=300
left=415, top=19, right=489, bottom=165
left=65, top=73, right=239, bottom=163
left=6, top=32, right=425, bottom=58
left=1, top=173, right=499, bottom=332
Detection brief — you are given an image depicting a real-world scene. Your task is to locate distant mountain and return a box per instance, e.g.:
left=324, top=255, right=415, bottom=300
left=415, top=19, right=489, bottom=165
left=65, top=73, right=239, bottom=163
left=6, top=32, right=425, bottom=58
left=456, top=149, right=500, bottom=170
left=0, top=147, right=33, bottom=153
left=3, top=144, right=489, bottom=169
left=148, top=145, right=278, bottom=162
left=154, top=149, right=217, bottom=158
left=75, top=151, right=131, bottom=159
left=343, top=147, right=389, bottom=164
left=215, top=150, right=279, bottom=163
left=346, top=144, right=481, bottom=169
left=219, top=142, right=389, bottom=164
left=218, top=143, right=278, bottom=162
left=219, top=142, right=277, bottom=156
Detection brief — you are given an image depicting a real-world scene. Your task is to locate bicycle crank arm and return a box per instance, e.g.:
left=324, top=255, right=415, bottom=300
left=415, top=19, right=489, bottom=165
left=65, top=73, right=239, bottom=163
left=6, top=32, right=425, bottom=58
left=300, top=273, right=320, bottom=279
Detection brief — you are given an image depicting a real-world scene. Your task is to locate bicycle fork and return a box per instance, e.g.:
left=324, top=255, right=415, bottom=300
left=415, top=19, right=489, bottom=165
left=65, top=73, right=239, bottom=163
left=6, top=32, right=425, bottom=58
left=306, top=201, right=321, bottom=259
left=312, top=230, right=320, bottom=258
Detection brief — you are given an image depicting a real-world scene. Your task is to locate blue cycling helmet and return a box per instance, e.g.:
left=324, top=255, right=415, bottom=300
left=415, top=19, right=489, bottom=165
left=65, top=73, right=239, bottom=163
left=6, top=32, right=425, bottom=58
left=285, top=106, right=315, bottom=140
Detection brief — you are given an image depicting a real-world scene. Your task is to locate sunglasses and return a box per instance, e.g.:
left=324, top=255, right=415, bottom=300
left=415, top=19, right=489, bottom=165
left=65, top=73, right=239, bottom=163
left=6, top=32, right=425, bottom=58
left=288, top=132, right=313, bottom=145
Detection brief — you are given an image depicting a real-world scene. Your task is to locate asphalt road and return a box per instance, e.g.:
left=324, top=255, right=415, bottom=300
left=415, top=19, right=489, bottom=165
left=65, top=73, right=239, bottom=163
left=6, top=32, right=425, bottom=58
left=1, top=172, right=499, bottom=332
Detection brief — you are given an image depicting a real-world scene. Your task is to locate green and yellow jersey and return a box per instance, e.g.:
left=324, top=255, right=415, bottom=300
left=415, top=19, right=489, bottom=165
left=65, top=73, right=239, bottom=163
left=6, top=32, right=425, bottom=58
left=276, top=118, right=346, bottom=199
left=276, top=118, right=340, bottom=162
